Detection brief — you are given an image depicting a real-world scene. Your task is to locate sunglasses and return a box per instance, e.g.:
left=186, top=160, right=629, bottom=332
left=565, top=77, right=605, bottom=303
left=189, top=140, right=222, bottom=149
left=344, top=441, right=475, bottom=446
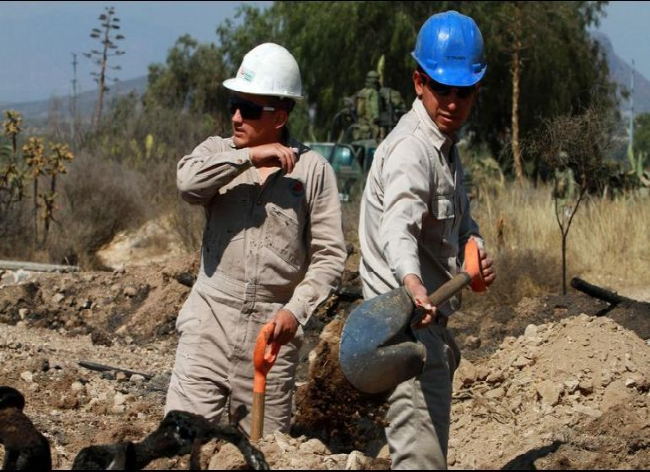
left=228, top=96, right=276, bottom=120
left=421, top=74, right=477, bottom=99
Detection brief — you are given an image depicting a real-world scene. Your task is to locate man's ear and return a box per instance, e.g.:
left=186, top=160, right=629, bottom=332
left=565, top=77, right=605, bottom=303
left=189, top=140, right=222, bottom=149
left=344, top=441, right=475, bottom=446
left=274, top=109, right=289, bottom=130
left=413, top=70, right=425, bottom=98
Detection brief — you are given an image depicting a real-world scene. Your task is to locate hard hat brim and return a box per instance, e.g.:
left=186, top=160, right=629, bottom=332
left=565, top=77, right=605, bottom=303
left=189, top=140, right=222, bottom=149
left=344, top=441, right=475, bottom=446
left=223, top=77, right=304, bottom=100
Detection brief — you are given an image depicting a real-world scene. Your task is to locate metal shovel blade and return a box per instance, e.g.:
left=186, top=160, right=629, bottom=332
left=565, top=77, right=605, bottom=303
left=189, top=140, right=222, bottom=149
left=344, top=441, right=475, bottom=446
left=339, top=286, right=426, bottom=394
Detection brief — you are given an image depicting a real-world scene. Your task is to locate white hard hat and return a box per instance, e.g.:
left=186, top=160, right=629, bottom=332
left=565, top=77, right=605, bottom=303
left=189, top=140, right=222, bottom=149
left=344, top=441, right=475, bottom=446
left=223, top=43, right=303, bottom=100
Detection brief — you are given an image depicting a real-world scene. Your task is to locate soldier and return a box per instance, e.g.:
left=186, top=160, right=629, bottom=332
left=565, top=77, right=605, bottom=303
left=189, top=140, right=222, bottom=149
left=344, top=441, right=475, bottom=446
left=353, top=71, right=381, bottom=141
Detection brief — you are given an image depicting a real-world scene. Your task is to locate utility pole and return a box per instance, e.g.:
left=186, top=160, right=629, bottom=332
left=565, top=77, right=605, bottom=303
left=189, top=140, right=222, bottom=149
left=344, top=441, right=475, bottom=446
left=71, top=52, right=79, bottom=142
left=628, top=59, right=635, bottom=160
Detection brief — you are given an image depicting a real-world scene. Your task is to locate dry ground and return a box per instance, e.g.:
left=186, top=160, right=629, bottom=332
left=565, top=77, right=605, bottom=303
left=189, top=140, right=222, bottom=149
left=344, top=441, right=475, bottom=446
left=1, top=219, right=649, bottom=470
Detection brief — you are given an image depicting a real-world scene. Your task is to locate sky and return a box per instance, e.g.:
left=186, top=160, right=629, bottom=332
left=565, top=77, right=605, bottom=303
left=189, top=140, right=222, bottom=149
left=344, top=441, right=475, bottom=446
left=0, top=1, right=649, bottom=104
left=0, top=1, right=271, bottom=104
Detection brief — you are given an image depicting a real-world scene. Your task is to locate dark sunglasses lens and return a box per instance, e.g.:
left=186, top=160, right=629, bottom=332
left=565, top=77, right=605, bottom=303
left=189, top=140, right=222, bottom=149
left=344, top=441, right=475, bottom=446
left=425, top=77, right=475, bottom=98
left=228, top=97, right=263, bottom=120
left=456, top=87, right=475, bottom=98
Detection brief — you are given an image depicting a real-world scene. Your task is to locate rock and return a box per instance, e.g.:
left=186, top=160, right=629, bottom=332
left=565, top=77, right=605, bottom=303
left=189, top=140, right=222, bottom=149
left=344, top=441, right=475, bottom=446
left=573, top=404, right=602, bottom=418
left=123, top=286, right=137, bottom=297
left=274, top=431, right=296, bottom=453
left=114, top=392, right=127, bottom=406
left=52, top=293, right=65, bottom=304
left=299, top=438, right=330, bottom=455
left=485, top=387, right=505, bottom=400
left=465, top=335, right=481, bottom=349
left=513, top=356, right=534, bottom=369
left=486, top=370, right=505, bottom=384
left=457, top=360, right=477, bottom=386
left=476, top=365, right=490, bottom=382
left=129, top=374, right=145, bottom=384
left=116, top=372, right=127, bottom=382
left=537, top=380, right=562, bottom=406
left=346, top=451, right=367, bottom=470
left=625, top=360, right=637, bottom=372
left=524, top=324, right=538, bottom=338
left=18, top=308, right=29, bottom=319
left=20, top=371, right=34, bottom=382
left=71, top=381, right=85, bottom=392
left=209, top=443, right=247, bottom=470
left=563, top=379, right=580, bottom=394
left=578, top=380, right=594, bottom=395
left=600, top=369, right=613, bottom=387
left=601, top=380, right=633, bottom=412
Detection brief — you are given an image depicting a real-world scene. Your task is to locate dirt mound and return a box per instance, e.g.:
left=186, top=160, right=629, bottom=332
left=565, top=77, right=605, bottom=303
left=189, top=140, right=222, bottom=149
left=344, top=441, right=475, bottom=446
left=0, top=257, right=197, bottom=346
left=449, top=314, right=650, bottom=469
left=1, top=255, right=650, bottom=469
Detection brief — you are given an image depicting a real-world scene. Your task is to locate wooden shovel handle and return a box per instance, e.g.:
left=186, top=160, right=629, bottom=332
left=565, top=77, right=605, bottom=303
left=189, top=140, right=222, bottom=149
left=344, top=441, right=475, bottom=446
left=428, top=272, right=472, bottom=307
left=250, top=392, right=265, bottom=443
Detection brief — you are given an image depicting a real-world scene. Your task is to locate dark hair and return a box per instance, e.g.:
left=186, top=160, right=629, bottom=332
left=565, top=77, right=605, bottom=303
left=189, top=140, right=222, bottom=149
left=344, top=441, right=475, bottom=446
left=272, top=97, right=296, bottom=113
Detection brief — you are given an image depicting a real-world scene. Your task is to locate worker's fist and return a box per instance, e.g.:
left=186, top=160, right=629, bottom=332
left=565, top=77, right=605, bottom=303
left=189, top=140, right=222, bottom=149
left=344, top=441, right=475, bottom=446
left=403, top=274, right=437, bottom=329
left=479, top=249, right=496, bottom=287
left=269, top=308, right=299, bottom=345
left=249, top=144, right=298, bottom=174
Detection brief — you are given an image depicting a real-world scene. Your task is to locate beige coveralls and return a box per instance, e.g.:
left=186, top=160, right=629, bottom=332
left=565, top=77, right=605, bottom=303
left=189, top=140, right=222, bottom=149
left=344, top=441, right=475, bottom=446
left=359, top=98, right=483, bottom=469
left=165, top=133, right=346, bottom=436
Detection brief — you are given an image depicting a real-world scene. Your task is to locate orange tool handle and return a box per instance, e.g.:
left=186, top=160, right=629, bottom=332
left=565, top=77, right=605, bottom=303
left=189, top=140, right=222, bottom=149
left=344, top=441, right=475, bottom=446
left=253, top=322, right=281, bottom=394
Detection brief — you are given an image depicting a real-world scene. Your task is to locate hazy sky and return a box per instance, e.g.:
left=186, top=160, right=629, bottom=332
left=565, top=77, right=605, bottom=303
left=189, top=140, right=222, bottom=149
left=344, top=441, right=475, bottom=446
left=0, top=1, right=649, bottom=104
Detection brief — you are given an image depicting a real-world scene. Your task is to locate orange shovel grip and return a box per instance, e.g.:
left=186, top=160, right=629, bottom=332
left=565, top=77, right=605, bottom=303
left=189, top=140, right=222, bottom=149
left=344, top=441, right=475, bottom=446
left=253, top=322, right=281, bottom=394
left=465, top=237, right=487, bottom=292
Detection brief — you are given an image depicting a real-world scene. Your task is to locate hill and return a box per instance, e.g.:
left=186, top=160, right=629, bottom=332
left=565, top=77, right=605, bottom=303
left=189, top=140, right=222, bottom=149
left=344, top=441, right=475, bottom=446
left=2, top=33, right=650, bottom=126
left=1, top=76, right=148, bottom=126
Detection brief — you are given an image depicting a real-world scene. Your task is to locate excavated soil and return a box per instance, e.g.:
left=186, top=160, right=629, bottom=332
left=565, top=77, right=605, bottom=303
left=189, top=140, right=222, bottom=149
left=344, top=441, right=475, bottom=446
left=1, top=240, right=649, bottom=469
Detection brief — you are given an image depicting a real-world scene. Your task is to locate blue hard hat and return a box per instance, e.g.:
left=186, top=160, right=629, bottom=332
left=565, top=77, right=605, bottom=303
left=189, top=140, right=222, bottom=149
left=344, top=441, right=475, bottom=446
left=411, top=10, right=487, bottom=87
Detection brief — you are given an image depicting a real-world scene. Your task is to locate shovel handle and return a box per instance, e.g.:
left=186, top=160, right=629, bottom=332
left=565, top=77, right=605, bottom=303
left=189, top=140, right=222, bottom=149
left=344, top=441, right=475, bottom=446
left=251, top=392, right=265, bottom=443
left=428, top=272, right=472, bottom=307
left=251, top=322, right=281, bottom=443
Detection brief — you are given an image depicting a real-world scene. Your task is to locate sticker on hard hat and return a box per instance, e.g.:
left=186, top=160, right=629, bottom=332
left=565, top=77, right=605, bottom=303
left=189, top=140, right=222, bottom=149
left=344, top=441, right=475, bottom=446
left=446, top=55, right=466, bottom=61
left=239, top=67, right=256, bottom=82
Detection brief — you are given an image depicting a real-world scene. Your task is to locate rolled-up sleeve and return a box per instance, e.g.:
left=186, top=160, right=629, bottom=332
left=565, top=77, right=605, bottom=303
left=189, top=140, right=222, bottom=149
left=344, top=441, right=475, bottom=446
left=177, top=136, right=252, bottom=205
left=380, top=137, right=433, bottom=284
left=284, top=161, right=346, bottom=325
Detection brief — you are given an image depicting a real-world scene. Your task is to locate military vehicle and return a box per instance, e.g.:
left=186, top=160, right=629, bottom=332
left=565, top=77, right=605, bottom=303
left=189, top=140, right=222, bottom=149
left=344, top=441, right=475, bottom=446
left=306, top=87, right=405, bottom=202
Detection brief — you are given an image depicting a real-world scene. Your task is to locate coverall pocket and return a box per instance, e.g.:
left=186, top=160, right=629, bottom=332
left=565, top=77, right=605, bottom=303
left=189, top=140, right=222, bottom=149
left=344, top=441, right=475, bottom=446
left=422, top=196, right=455, bottom=245
left=265, top=204, right=305, bottom=270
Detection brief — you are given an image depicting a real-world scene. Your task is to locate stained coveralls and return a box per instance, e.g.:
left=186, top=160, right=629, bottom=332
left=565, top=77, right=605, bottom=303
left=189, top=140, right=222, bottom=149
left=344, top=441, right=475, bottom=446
left=165, top=133, right=346, bottom=435
left=359, top=98, right=484, bottom=469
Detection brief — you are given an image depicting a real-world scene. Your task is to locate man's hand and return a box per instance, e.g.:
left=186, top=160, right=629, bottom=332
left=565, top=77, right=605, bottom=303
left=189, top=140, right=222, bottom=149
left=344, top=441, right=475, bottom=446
left=249, top=144, right=299, bottom=174
left=403, top=274, right=437, bottom=329
left=269, top=308, right=299, bottom=345
left=479, top=249, right=496, bottom=287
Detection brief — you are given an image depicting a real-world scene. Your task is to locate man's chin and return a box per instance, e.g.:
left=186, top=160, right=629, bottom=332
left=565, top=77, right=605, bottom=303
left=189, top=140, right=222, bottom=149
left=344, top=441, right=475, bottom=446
left=232, top=135, right=248, bottom=148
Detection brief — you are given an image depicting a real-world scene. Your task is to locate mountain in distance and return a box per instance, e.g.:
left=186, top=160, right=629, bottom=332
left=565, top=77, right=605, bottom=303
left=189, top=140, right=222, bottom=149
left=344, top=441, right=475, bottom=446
left=592, top=31, right=650, bottom=116
left=3, top=33, right=649, bottom=125
left=2, top=76, right=148, bottom=126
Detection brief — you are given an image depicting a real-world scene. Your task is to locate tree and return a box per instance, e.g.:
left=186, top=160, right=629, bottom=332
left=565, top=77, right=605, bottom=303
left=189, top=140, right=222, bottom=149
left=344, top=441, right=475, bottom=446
left=145, top=35, right=228, bottom=117
left=532, top=102, right=615, bottom=294
left=213, top=1, right=615, bottom=157
left=84, top=6, right=125, bottom=125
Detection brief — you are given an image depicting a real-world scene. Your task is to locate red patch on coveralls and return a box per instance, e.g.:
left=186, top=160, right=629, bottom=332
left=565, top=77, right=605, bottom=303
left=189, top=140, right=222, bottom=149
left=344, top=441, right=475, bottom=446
left=290, top=181, right=305, bottom=197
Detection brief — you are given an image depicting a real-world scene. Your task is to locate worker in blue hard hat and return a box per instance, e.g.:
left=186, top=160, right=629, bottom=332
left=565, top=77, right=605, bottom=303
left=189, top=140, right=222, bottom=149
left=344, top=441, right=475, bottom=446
left=358, top=10, right=496, bottom=469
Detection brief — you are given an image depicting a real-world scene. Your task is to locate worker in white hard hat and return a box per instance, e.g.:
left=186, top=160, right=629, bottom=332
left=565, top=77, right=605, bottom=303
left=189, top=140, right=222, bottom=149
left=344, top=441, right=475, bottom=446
left=164, top=43, right=346, bottom=436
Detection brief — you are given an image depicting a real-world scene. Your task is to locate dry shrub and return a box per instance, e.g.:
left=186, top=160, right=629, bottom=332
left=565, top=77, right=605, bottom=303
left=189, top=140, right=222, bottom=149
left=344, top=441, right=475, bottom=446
left=0, top=199, right=34, bottom=260
left=166, top=196, right=204, bottom=253
left=48, top=153, right=149, bottom=269
left=466, top=181, right=650, bottom=308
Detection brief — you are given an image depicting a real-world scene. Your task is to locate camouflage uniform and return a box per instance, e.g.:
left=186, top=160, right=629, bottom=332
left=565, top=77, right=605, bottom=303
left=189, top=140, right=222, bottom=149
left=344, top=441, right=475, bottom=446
left=354, top=71, right=381, bottom=141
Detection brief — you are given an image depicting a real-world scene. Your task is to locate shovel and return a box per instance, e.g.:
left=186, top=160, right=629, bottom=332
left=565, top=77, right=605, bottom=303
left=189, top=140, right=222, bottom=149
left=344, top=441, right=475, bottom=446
left=250, top=322, right=281, bottom=442
left=339, top=237, right=486, bottom=394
